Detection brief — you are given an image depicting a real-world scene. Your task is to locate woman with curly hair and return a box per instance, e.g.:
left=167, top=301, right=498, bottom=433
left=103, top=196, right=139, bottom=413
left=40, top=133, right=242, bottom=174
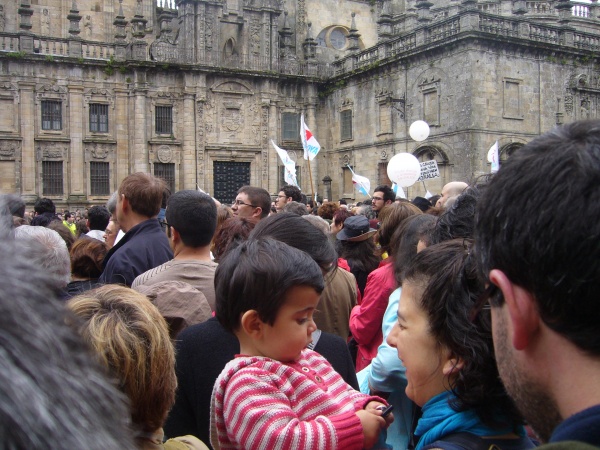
left=387, top=240, right=536, bottom=449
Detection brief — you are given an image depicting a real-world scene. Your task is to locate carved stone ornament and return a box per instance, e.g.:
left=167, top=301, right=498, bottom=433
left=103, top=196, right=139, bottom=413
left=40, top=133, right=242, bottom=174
left=89, top=143, right=109, bottom=159
left=157, top=145, right=173, bottom=163
left=0, top=140, right=20, bottom=158
left=40, top=143, right=66, bottom=159
left=381, top=150, right=388, bottom=159
left=342, top=154, right=351, bottom=165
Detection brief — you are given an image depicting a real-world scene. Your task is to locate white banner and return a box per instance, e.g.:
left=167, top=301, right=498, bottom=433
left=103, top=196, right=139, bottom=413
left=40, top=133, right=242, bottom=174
left=417, top=160, right=440, bottom=182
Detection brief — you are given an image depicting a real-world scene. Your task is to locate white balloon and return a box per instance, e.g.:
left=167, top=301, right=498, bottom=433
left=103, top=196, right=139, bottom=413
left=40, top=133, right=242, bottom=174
left=409, top=120, right=430, bottom=142
left=387, top=153, right=422, bottom=187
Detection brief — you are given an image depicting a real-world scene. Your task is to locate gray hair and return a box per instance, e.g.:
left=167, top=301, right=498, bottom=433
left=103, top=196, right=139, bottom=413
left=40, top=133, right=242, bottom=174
left=0, top=232, right=136, bottom=449
left=106, top=191, right=119, bottom=216
left=302, top=214, right=330, bottom=235
left=282, top=201, right=309, bottom=216
left=14, top=225, right=71, bottom=290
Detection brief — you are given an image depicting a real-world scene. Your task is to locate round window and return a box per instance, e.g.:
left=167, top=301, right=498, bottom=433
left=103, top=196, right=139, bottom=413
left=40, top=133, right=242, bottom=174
left=329, top=29, right=347, bottom=50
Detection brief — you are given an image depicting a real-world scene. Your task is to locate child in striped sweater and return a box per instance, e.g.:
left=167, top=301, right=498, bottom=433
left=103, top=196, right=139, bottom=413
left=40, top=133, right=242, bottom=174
left=210, top=238, right=392, bottom=450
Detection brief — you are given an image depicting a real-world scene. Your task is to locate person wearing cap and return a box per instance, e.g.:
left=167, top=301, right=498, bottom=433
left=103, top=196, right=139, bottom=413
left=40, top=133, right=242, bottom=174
left=336, top=215, right=380, bottom=296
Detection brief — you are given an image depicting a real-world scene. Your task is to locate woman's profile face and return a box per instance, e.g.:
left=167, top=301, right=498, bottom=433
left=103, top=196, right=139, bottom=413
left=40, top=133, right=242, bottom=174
left=387, top=280, right=451, bottom=407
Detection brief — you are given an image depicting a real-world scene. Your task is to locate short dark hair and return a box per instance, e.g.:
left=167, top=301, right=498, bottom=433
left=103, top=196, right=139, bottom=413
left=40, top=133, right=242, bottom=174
left=431, top=186, right=480, bottom=245
left=405, top=239, right=522, bottom=429
left=118, top=173, right=165, bottom=218
left=34, top=197, right=56, bottom=215
left=166, top=190, right=217, bottom=248
left=475, top=120, right=600, bottom=355
left=238, top=186, right=271, bottom=219
left=87, top=206, right=111, bottom=231
left=250, top=212, right=337, bottom=273
left=374, top=185, right=395, bottom=203
left=64, top=212, right=72, bottom=220
left=280, top=185, right=302, bottom=202
left=215, top=238, right=324, bottom=332
left=1, top=194, right=26, bottom=218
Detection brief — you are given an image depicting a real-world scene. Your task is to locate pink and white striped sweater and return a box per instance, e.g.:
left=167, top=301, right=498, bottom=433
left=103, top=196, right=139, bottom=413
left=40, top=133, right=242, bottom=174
left=210, top=349, right=384, bottom=450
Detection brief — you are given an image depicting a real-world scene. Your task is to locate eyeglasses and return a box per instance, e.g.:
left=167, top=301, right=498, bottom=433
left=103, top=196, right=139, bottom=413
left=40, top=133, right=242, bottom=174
left=232, top=199, right=257, bottom=207
left=372, top=196, right=383, bottom=201
left=469, top=283, right=501, bottom=322
left=277, top=195, right=287, bottom=199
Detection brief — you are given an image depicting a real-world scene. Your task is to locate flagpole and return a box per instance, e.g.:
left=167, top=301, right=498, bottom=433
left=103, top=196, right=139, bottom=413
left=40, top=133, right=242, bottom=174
left=307, top=158, right=316, bottom=201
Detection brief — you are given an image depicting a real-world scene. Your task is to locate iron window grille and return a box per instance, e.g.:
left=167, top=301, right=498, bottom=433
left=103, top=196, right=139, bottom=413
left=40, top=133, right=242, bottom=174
left=89, top=103, right=109, bottom=133
left=90, top=161, right=110, bottom=195
left=341, top=110, right=353, bottom=141
left=154, top=163, right=175, bottom=193
left=282, top=113, right=300, bottom=141
left=42, top=160, right=63, bottom=195
left=155, top=106, right=173, bottom=135
left=41, top=100, right=62, bottom=131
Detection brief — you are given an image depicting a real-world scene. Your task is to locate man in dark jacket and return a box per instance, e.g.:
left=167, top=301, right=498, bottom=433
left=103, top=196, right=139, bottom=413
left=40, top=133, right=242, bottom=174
left=99, top=173, right=173, bottom=286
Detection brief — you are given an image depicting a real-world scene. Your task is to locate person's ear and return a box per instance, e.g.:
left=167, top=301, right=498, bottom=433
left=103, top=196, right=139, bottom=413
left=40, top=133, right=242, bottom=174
left=120, top=195, right=129, bottom=212
left=442, top=351, right=464, bottom=376
left=240, top=310, right=264, bottom=339
left=170, top=226, right=180, bottom=243
left=252, top=207, right=262, bottom=219
left=489, top=269, right=540, bottom=351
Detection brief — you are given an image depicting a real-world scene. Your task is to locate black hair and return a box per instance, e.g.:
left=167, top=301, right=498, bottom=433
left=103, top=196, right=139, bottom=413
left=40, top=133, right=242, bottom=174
left=87, top=205, right=111, bottom=231
left=238, top=186, right=271, bottom=219
left=374, top=185, right=395, bottom=203
left=34, top=197, right=56, bottom=215
left=250, top=212, right=337, bottom=272
left=166, top=190, right=217, bottom=248
left=215, top=238, right=325, bottom=332
left=431, top=186, right=480, bottom=245
left=475, top=120, right=600, bottom=355
left=392, top=214, right=436, bottom=286
left=280, top=185, right=302, bottom=202
left=405, top=239, right=523, bottom=430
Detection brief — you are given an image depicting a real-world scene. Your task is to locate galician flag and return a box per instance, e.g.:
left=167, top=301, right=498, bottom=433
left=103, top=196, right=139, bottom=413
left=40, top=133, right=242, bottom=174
left=487, top=141, right=500, bottom=173
left=347, top=165, right=371, bottom=197
left=271, top=140, right=299, bottom=187
left=301, top=114, right=321, bottom=161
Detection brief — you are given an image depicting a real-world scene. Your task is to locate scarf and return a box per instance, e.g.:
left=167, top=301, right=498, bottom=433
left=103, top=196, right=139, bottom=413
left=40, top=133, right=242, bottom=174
left=415, top=392, right=518, bottom=449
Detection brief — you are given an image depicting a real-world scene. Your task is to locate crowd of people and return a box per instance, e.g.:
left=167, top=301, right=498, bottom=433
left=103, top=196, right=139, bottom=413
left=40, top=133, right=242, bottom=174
left=1, top=119, right=600, bottom=450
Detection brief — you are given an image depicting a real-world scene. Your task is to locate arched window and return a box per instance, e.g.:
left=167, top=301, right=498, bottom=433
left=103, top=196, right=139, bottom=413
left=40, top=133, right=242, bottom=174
left=500, top=142, right=523, bottom=164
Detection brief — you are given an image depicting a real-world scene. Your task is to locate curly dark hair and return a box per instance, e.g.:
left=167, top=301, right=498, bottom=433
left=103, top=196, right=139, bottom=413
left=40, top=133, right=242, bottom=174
left=404, top=239, right=523, bottom=431
left=317, top=202, right=339, bottom=221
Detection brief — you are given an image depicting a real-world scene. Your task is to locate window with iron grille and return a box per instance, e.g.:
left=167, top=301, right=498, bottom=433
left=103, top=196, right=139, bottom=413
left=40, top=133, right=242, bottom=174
left=42, top=161, right=63, bottom=195
left=90, top=161, right=110, bottom=196
left=154, top=163, right=175, bottom=193
left=282, top=113, right=300, bottom=141
left=89, top=103, right=109, bottom=133
left=155, top=106, right=173, bottom=135
left=41, top=100, right=62, bottom=131
left=341, top=110, right=353, bottom=141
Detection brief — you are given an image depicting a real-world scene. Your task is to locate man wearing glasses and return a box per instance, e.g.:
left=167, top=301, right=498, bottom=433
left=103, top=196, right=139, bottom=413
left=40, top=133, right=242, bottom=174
left=475, top=120, right=600, bottom=448
left=275, top=184, right=302, bottom=212
left=371, top=185, right=394, bottom=217
left=232, top=186, right=271, bottom=224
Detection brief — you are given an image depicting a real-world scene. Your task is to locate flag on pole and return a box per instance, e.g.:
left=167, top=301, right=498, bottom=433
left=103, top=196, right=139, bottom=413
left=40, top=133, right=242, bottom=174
left=487, top=141, right=499, bottom=173
left=301, top=114, right=321, bottom=161
left=347, top=165, right=371, bottom=197
left=271, top=140, right=299, bottom=187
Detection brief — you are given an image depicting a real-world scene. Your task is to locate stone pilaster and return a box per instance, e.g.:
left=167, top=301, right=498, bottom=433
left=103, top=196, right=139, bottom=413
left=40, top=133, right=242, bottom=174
left=114, top=86, right=129, bottom=191
left=19, top=82, right=37, bottom=201
left=182, top=90, right=196, bottom=189
left=68, top=84, right=85, bottom=201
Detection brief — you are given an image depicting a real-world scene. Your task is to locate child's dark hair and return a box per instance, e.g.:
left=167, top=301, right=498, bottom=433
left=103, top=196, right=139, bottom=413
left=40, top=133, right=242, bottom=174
left=215, top=238, right=325, bottom=332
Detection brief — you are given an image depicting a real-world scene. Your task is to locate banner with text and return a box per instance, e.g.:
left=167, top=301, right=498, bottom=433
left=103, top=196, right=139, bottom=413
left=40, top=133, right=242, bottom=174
left=417, top=160, right=440, bottom=182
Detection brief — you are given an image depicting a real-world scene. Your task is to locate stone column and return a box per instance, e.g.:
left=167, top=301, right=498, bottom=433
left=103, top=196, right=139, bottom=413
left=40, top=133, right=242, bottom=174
left=114, top=86, right=129, bottom=191
left=267, top=98, right=278, bottom=193
left=182, top=89, right=196, bottom=189
left=19, top=82, right=37, bottom=202
left=131, top=70, right=149, bottom=174
left=305, top=87, right=318, bottom=198
left=67, top=84, right=85, bottom=202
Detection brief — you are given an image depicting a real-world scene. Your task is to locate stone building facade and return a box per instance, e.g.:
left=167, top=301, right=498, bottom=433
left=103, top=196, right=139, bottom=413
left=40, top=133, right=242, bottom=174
left=1, top=0, right=600, bottom=207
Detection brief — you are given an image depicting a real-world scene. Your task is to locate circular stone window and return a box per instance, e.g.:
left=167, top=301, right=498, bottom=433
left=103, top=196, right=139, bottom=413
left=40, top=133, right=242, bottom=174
left=329, top=28, right=347, bottom=50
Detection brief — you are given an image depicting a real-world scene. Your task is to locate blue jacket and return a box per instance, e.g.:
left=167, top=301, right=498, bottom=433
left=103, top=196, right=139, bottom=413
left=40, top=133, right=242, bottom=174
left=99, top=219, right=173, bottom=287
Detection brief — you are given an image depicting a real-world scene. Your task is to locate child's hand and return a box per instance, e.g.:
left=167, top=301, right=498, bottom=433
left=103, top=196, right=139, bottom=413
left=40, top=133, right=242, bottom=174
left=365, top=401, right=394, bottom=427
left=356, top=409, right=386, bottom=449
